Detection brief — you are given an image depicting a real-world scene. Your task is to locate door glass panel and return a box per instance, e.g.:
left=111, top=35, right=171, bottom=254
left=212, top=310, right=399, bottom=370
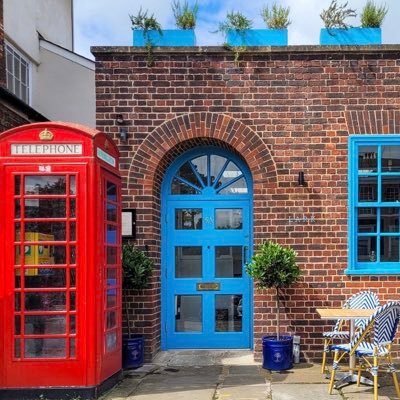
left=191, top=156, right=208, bottom=186
left=175, top=209, right=202, bottom=230
left=210, top=155, right=227, bottom=186
left=382, top=177, right=400, bottom=202
left=215, top=295, right=242, bottom=332
left=381, top=208, right=399, bottom=232
left=215, top=246, right=243, bottom=277
left=171, top=178, right=200, bottom=195
left=219, top=177, right=248, bottom=194
left=382, top=146, right=400, bottom=172
left=175, top=295, right=202, bottom=332
left=381, top=237, right=399, bottom=262
left=216, top=161, right=241, bottom=188
left=24, top=176, right=66, bottom=195
left=175, top=246, right=202, bottom=278
left=24, top=338, right=66, bottom=358
left=176, top=162, right=201, bottom=188
left=357, top=208, right=377, bottom=233
left=24, top=199, right=66, bottom=218
left=358, top=177, right=377, bottom=202
left=215, top=209, right=243, bottom=230
left=357, top=237, right=377, bottom=262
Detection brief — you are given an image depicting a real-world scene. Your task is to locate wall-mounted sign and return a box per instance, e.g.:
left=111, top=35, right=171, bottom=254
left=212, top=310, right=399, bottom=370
left=122, top=209, right=136, bottom=239
left=97, top=148, right=116, bottom=167
left=11, top=143, right=82, bottom=155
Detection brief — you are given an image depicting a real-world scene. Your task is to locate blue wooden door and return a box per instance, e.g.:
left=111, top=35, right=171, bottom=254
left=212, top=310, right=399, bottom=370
left=161, top=148, right=252, bottom=349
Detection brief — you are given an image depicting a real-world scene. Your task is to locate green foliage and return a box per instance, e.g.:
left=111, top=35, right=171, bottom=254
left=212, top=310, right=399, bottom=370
left=172, top=0, right=199, bottom=29
left=130, top=7, right=162, bottom=33
left=122, top=244, right=154, bottom=290
left=246, top=241, right=300, bottom=290
left=261, top=3, right=291, bottom=29
left=361, top=0, right=388, bottom=28
left=130, top=8, right=162, bottom=66
left=218, top=11, right=253, bottom=33
left=246, top=241, right=300, bottom=339
left=320, top=0, right=357, bottom=30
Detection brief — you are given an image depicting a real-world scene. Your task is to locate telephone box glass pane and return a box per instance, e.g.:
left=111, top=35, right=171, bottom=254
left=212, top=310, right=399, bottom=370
left=107, top=289, right=116, bottom=307
left=24, top=338, right=66, bottom=358
left=15, top=339, right=21, bottom=358
left=25, top=292, right=66, bottom=311
left=107, top=204, right=117, bottom=222
left=70, top=315, right=76, bottom=334
left=15, top=200, right=21, bottom=218
left=107, top=311, right=116, bottom=329
left=70, top=246, right=76, bottom=264
left=24, top=176, right=66, bottom=195
left=107, top=182, right=117, bottom=201
left=70, top=199, right=76, bottom=217
left=70, top=292, right=76, bottom=310
left=70, top=269, right=76, bottom=287
left=70, top=339, right=76, bottom=358
left=70, top=222, right=76, bottom=241
left=106, top=332, right=117, bottom=352
left=14, top=246, right=21, bottom=265
left=20, top=245, right=66, bottom=265
left=23, top=269, right=67, bottom=288
left=25, top=315, right=66, bottom=334
left=24, top=199, right=66, bottom=218
left=15, top=315, right=21, bottom=335
left=15, top=175, right=21, bottom=195
left=107, top=247, right=117, bottom=264
left=106, top=225, right=117, bottom=244
left=70, top=176, right=76, bottom=195
left=15, top=293, right=21, bottom=311
left=24, top=222, right=67, bottom=241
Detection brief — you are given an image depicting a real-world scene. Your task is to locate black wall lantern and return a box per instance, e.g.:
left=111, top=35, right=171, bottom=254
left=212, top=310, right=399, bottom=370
left=298, top=171, right=305, bottom=186
left=116, top=114, right=127, bottom=142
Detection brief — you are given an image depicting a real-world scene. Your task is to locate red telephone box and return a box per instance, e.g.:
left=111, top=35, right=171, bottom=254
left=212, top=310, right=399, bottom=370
left=0, top=122, right=122, bottom=399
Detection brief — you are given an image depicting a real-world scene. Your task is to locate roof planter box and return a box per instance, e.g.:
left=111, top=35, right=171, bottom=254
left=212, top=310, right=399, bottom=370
left=133, top=29, right=196, bottom=46
left=227, top=29, right=288, bottom=46
left=320, top=28, right=382, bottom=45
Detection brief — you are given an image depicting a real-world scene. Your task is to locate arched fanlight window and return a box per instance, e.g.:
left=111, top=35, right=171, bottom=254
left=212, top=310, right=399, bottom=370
left=171, top=154, right=248, bottom=195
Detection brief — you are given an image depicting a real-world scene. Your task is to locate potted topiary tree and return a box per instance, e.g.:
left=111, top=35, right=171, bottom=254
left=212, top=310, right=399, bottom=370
left=246, top=241, right=301, bottom=371
left=122, top=243, right=154, bottom=369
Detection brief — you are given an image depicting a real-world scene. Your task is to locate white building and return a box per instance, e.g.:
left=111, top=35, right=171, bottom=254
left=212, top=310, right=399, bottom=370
left=2, top=0, right=95, bottom=127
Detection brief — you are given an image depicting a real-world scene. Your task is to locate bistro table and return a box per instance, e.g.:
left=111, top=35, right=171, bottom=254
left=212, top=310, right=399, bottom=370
left=316, top=308, right=376, bottom=388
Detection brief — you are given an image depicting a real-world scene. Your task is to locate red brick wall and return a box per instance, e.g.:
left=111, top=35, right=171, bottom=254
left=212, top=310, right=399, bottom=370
left=93, top=46, right=400, bottom=361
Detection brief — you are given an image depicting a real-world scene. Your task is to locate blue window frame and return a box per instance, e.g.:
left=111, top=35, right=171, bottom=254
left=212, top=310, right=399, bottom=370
left=348, top=135, right=400, bottom=275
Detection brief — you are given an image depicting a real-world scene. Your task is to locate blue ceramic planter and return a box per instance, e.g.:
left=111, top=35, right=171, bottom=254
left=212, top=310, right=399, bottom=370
left=320, top=28, right=381, bottom=45
left=226, top=29, right=288, bottom=46
left=262, top=335, right=293, bottom=371
left=133, top=29, right=196, bottom=46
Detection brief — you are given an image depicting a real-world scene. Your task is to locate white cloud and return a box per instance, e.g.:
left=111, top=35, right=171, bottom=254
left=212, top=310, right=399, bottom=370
left=74, top=0, right=400, bottom=59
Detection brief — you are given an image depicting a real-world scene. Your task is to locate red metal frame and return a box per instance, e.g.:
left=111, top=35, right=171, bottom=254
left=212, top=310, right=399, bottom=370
left=0, top=123, right=121, bottom=390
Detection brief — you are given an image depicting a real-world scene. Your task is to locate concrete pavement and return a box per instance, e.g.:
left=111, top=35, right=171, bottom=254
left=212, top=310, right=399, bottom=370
left=100, top=351, right=399, bottom=400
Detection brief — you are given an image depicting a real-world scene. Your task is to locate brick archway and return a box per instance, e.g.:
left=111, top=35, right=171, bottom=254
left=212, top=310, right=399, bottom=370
left=126, top=112, right=277, bottom=359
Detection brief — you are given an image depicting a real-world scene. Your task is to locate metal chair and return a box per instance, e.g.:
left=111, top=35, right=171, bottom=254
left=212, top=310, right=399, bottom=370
left=328, top=302, right=400, bottom=400
left=321, top=290, right=380, bottom=373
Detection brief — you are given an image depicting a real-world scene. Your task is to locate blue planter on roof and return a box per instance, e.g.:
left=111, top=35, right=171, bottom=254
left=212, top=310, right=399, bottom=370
left=227, top=29, right=288, bottom=46
left=133, top=29, right=196, bottom=46
left=320, top=28, right=381, bottom=45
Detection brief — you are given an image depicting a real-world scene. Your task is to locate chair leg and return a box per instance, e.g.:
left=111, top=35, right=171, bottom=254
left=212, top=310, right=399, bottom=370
left=357, top=365, right=361, bottom=386
left=322, top=339, right=328, bottom=374
left=392, top=371, right=400, bottom=399
left=328, top=350, right=338, bottom=395
left=373, top=356, right=378, bottom=400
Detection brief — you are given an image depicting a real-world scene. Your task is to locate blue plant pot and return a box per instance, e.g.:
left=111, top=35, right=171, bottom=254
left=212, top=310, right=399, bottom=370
left=320, top=28, right=381, bottom=45
left=133, top=29, right=196, bottom=46
left=262, top=335, right=293, bottom=371
left=226, top=29, right=288, bottom=46
left=122, top=334, right=144, bottom=369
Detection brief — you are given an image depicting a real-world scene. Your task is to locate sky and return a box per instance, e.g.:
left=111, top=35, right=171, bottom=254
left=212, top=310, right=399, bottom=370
left=73, top=0, right=400, bottom=60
